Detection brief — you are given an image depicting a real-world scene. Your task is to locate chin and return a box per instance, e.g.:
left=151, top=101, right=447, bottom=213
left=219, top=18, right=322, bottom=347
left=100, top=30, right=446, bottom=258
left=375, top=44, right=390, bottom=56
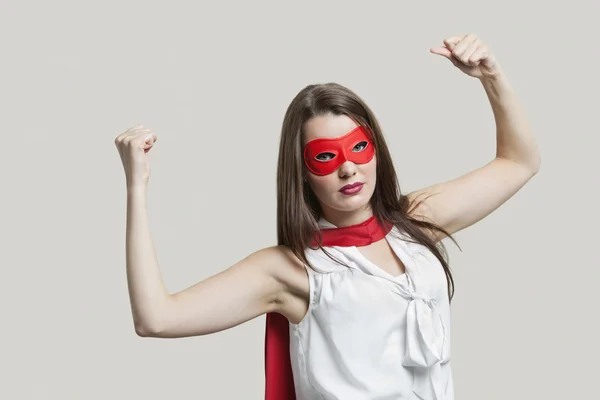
left=330, top=193, right=371, bottom=212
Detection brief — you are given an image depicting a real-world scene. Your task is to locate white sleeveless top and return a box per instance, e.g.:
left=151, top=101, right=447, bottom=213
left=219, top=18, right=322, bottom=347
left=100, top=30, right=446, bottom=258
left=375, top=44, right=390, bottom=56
left=289, top=218, right=454, bottom=400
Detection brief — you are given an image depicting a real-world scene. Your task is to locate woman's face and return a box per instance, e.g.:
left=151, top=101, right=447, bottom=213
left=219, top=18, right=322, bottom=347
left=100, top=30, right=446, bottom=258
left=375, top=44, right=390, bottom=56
left=302, top=114, right=377, bottom=219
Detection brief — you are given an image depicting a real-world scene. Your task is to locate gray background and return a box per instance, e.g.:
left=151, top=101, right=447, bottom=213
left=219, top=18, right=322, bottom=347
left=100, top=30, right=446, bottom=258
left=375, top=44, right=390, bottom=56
left=1, top=0, right=598, bottom=398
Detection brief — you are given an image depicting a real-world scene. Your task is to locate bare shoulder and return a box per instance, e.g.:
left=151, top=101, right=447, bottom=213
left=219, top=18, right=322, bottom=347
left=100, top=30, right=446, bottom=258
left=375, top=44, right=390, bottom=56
left=217, top=244, right=309, bottom=313
left=405, top=191, right=445, bottom=243
left=260, top=245, right=311, bottom=324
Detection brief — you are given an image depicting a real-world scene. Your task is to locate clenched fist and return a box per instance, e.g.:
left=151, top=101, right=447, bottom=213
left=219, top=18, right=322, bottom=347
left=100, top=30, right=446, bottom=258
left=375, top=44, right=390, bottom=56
left=114, top=124, right=158, bottom=187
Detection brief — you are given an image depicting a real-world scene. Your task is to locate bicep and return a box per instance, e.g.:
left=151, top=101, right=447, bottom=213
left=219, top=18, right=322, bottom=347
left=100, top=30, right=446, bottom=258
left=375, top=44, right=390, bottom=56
left=407, top=157, right=539, bottom=242
left=143, top=246, right=289, bottom=338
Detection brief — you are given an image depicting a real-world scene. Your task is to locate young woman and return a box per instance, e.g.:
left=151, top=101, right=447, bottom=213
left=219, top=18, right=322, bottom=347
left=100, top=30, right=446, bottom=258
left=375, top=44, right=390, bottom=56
left=114, top=34, right=541, bottom=400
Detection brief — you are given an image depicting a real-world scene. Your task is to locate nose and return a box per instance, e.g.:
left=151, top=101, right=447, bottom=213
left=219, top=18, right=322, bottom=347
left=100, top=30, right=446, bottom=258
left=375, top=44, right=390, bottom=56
left=337, top=160, right=357, bottom=179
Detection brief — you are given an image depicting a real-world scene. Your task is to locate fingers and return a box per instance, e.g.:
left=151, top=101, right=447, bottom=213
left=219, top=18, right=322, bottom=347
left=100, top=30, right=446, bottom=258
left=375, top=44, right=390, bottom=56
left=114, top=125, right=158, bottom=149
left=113, top=124, right=158, bottom=185
left=459, top=42, right=480, bottom=66
left=449, top=34, right=476, bottom=57
left=443, top=35, right=464, bottom=49
left=442, top=33, right=488, bottom=67
left=467, top=47, right=488, bottom=66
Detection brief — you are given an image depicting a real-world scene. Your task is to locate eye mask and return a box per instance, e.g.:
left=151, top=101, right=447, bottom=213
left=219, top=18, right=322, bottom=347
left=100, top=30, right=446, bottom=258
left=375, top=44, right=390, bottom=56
left=303, top=125, right=375, bottom=176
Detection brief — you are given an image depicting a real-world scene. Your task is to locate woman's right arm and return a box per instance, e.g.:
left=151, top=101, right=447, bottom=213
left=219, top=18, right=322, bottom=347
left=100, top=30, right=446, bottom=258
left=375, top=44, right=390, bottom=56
left=125, top=185, right=300, bottom=338
left=116, top=125, right=302, bottom=338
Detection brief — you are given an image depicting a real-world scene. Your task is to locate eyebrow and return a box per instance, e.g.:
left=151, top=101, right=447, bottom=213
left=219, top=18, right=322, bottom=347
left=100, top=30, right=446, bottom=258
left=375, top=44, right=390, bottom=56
left=305, top=126, right=363, bottom=144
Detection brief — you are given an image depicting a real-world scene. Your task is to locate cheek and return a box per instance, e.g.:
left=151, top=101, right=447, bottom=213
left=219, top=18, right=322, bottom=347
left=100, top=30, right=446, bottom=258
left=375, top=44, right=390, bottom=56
left=362, top=156, right=377, bottom=177
left=369, top=160, right=378, bottom=176
left=309, top=175, right=337, bottom=194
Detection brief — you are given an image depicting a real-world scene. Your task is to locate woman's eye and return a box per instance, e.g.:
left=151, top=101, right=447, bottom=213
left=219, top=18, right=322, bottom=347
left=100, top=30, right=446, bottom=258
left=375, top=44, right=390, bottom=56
left=315, top=152, right=335, bottom=162
left=352, top=141, right=368, bottom=152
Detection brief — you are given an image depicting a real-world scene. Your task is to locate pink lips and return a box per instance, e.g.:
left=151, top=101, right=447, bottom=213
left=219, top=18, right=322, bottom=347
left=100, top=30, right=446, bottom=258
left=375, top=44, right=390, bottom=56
left=339, top=182, right=364, bottom=195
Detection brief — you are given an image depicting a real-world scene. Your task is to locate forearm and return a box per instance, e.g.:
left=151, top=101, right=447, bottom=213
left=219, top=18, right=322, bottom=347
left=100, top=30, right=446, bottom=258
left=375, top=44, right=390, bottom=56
left=125, top=185, right=170, bottom=335
left=481, top=72, right=541, bottom=171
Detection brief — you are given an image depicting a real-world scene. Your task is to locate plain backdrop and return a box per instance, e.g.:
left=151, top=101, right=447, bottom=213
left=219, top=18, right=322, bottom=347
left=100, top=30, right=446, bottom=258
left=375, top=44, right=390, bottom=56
left=1, top=0, right=598, bottom=399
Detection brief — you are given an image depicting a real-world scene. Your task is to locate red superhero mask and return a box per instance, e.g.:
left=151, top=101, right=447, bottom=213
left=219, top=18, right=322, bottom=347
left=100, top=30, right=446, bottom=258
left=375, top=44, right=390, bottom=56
left=303, top=125, right=375, bottom=176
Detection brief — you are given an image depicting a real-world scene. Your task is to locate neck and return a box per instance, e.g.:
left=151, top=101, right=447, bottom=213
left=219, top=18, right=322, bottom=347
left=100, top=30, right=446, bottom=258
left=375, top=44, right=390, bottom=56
left=320, top=206, right=374, bottom=228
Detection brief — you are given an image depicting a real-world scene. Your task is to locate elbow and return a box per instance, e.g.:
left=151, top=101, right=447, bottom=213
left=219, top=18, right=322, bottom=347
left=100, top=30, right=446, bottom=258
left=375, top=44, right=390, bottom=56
left=132, top=296, right=172, bottom=337
left=135, top=324, right=153, bottom=337
left=133, top=319, right=163, bottom=337
left=529, top=152, right=542, bottom=174
left=530, top=157, right=541, bottom=175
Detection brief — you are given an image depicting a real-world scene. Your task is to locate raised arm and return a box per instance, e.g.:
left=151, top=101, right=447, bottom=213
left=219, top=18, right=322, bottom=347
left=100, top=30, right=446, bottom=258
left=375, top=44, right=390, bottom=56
left=409, top=35, right=541, bottom=242
left=125, top=185, right=306, bottom=338
left=115, top=126, right=304, bottom=339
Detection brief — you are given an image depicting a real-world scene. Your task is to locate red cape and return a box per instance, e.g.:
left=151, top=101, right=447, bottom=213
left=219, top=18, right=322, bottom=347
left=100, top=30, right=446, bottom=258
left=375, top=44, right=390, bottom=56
left=264, top=312, right=296, bottom=399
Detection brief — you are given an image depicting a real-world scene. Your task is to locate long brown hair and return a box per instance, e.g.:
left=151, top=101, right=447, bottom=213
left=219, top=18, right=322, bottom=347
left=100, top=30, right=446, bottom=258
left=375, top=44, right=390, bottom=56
left=276, top=82, right=460, bottom=302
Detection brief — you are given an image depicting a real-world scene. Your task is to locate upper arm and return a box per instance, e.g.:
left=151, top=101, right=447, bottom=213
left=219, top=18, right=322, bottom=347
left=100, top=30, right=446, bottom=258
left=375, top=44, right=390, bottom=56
left=406, top=157, right=539, bottom=242
left=139, top=245, right=297, bottom=338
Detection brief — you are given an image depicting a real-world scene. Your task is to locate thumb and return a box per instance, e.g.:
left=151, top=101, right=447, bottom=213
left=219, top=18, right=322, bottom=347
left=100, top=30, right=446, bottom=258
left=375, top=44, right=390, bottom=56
left=430, top=46, right=452, bottom=58
left=430, top=47, right=461, bottom=68
left=430, top=46, right=458, bottom=66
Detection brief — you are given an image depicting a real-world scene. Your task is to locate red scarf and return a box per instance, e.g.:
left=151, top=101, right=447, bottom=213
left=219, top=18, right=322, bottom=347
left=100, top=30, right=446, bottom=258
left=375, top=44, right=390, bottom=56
left=264, top=215, right=393, bottom=399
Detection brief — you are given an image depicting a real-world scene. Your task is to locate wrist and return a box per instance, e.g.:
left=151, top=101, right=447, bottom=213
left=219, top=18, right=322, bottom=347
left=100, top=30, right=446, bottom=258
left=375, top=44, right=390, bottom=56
left=479, top=67, right=506, bottom=85
left=127, top=183, right=147, bottom=194
left=479, top=70, right=512, bottom=99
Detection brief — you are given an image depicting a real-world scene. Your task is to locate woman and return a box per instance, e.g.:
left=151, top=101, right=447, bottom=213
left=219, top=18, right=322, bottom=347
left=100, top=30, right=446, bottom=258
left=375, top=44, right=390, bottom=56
left=114, top=34, right=541, bottom=399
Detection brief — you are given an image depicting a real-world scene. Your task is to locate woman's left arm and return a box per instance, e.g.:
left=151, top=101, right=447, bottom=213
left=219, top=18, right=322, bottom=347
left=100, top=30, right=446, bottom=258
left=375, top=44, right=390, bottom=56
left=407, top=34, right=542, bottom=241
